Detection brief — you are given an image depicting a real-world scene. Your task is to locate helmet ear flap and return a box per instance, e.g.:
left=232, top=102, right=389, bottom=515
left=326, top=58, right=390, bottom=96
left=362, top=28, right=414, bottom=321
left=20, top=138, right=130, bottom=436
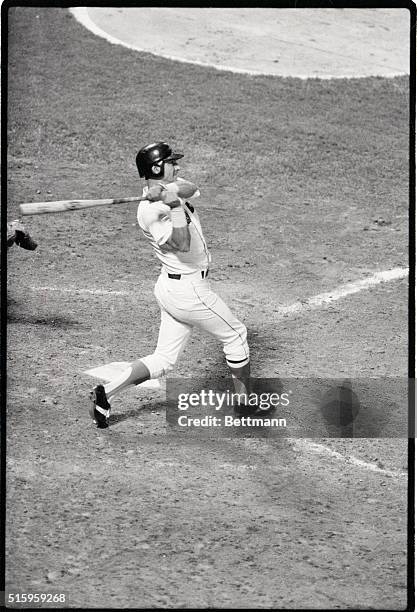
left=152, top=163, right=163, bottom=176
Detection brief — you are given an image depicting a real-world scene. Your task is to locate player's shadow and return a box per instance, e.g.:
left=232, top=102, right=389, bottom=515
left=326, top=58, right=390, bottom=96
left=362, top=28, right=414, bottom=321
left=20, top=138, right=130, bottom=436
left=109, top=400, right=167, bottom=426
left=7, top=312, right=78, bottom=328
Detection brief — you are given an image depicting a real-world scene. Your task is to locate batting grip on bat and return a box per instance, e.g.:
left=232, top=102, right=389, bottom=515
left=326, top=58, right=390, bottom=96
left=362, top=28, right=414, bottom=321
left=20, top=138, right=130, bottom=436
left=160, top=180, right=199, bottom=202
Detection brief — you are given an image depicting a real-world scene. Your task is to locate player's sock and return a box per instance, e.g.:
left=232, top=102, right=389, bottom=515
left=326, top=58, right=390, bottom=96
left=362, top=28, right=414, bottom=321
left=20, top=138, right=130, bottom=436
left=228, top=361, right=251, bottom=406
left=105, top=359, right=151, bottom=398
left=231, top=374, right=250, bottom=403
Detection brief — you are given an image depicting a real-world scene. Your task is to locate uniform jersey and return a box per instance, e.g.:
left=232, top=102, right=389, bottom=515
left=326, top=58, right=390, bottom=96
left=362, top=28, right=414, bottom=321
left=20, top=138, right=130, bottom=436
left=137, top=185, right=211, bottom=275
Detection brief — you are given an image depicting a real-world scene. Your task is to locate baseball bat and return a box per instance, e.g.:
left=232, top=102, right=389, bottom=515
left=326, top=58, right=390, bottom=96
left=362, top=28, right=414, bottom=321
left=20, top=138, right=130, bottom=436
left=19, top=196, right=145, bottom=216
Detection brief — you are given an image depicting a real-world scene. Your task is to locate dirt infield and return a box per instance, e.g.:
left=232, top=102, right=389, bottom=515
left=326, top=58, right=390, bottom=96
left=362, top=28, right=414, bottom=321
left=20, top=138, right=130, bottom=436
left=6, top=6, right=410, bottom=610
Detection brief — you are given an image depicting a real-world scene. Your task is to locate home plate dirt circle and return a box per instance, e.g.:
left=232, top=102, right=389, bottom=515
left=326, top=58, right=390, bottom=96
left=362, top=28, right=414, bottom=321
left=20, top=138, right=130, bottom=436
left=71, top=7, right=409, bottom=78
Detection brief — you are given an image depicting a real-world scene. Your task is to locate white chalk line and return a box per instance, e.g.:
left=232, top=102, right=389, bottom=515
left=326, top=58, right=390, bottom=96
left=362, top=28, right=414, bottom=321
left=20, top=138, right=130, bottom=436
left=272, top=266, right=408, bottom=320
left=232, top=437, right=408, bottom=478
left=30, top=286, right=128, bottom=296
left=69, top=7, right=407, bottom=80
left=30, top=265, right=408, bottom=307
left=293, top=440, right=407, bottom=478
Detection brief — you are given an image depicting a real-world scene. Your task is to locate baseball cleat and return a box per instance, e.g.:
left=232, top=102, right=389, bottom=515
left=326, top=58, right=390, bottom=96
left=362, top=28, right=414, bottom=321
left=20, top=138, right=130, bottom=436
left=89, top=384, right=111, bottom=428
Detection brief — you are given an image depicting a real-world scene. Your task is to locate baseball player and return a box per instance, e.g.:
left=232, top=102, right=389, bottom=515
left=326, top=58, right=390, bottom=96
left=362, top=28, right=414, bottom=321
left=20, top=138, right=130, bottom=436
left=90, top=141, right=254, bottom=428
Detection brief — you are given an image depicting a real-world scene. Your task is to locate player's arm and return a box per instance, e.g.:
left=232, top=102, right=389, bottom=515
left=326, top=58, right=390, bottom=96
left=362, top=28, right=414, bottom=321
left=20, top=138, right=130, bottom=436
left=147, top=180, right=199, bottom=204
left=143, top=200, right=190, bottom=253
left=171, top=178, right=200, bottom=200
left=147, top=183, right=197, bottom=252
left=162, top=203, right=190, bottom=252
left=162, top=183, right=198, bottom=251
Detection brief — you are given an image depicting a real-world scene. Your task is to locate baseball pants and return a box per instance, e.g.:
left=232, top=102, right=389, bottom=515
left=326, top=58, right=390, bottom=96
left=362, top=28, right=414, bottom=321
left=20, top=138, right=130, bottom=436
left=141, top=270, right=249, bottom=378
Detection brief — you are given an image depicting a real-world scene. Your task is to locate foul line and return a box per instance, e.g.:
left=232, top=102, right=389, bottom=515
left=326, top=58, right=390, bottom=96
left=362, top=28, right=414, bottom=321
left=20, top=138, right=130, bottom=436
left=277, top=266, right=409, bottom=318
left=239, top=266, right=408, bottom=319
left=294, top=440, right=408, bottom=477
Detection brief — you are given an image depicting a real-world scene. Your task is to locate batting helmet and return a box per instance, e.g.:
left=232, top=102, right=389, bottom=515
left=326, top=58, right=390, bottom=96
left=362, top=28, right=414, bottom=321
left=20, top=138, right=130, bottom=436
left=136, top=141, right=184, bottom=180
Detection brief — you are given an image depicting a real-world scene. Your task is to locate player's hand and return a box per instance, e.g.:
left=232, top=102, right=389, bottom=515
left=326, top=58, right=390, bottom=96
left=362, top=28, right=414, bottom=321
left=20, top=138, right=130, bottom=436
left=146, top=184, right=166, bottom=202
left=172, top=179, right=198, bottom=199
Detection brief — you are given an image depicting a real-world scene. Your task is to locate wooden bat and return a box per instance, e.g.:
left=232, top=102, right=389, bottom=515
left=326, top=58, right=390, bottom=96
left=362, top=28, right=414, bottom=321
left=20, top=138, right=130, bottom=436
left=19, top=181, right=199, bottom=216
left=19, top=196, right=145, bottom=216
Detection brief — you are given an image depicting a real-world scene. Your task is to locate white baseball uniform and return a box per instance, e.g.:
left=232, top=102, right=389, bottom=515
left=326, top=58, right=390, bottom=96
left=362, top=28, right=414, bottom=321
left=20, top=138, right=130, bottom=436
left=136, top=184, right=249, bottom=379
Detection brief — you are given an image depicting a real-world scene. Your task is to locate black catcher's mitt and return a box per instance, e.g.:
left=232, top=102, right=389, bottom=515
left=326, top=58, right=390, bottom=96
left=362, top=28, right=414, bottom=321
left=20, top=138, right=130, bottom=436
left=7, top=220, right=38, bottom=250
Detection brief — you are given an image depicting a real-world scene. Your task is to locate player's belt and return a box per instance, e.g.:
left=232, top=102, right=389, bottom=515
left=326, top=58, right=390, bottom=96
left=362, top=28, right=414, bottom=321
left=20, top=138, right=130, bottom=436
left=168, top=270, right=209, bottom=280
